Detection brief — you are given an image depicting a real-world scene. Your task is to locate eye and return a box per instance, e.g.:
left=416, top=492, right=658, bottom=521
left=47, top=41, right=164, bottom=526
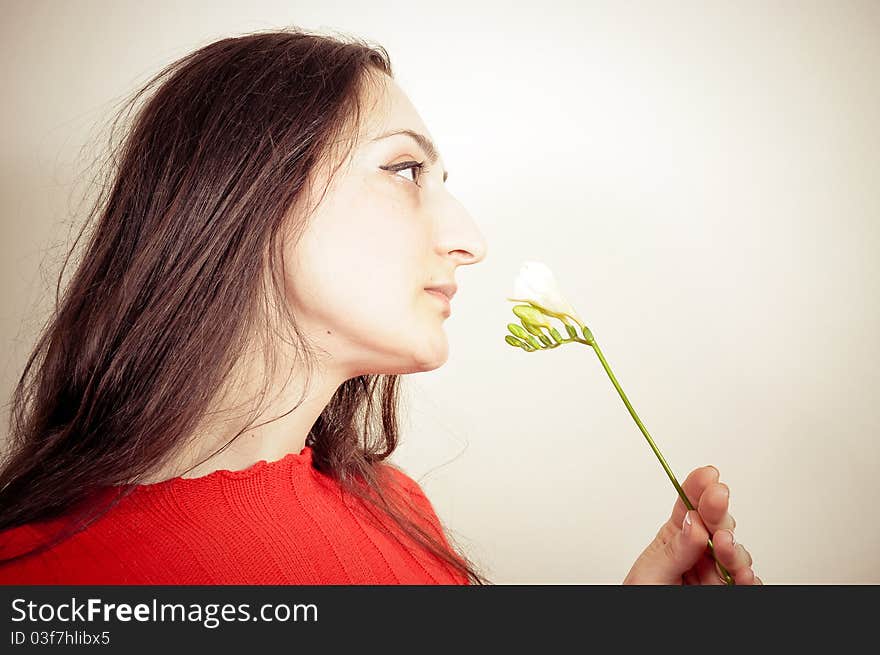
left=380, top=160, right=427, bottom=187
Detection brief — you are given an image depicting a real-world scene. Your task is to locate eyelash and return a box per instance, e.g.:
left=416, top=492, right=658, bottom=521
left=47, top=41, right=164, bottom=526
left=380, top=160, right=428, bottom=188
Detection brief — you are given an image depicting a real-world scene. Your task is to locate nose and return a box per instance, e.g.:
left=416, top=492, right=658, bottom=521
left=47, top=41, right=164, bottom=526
left=434, top=192, right=488, bottom=264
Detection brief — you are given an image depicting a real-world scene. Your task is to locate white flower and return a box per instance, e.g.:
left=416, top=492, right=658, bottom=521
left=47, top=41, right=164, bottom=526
left=506, top=261, right=584, bottom=325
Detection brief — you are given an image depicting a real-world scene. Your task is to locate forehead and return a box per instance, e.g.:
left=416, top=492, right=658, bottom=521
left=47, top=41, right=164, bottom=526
left=360, top=72, right=432, bottom=142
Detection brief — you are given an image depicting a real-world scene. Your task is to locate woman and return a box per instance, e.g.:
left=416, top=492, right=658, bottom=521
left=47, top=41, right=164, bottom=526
left=0, top=28, right=759, bottom=585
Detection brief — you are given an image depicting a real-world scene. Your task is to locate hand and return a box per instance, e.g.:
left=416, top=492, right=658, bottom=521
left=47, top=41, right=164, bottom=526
left=622, top=465, right=762, bottom=585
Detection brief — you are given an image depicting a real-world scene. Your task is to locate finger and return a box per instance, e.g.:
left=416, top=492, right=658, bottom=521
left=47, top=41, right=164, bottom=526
left=733, top=567, right=757, bottom=585
left=669, top=465, right=719, bottom=528
left=693, top=547, right=754, bottom=586
left=697, top=482, right=737, bottom=534
left=681, top=568, right=700, bottom=585
left=711, top=528, right=757, bottom=584
left=693, top=550, right=727, bottom=585
left=656, top=509, right=711, bottom=583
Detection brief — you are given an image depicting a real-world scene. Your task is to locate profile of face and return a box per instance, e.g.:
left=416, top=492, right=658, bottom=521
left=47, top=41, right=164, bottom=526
left=283, top=72, right=488, bottom=379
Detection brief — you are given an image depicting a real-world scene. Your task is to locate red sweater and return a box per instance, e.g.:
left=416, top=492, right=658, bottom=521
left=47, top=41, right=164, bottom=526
left=0, top=446, right=469, bottom=584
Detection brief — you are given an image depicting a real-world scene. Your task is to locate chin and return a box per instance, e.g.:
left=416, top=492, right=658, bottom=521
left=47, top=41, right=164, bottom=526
left=410, top=341, right=449, bottom=372
left=364, top=348, right=448, bottom=376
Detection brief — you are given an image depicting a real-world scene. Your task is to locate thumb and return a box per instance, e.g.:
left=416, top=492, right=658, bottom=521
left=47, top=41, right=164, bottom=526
left=660, top=510, right=710, bottom=582
left=625, top=510, right=710, bottom=584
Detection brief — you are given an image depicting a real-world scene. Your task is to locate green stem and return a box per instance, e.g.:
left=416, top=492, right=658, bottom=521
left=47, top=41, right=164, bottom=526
left=585, top=333, right=734, bottom=586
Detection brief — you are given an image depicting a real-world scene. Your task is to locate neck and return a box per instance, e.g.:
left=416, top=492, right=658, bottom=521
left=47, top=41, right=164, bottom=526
left=140, top=357, right=346, bottom=484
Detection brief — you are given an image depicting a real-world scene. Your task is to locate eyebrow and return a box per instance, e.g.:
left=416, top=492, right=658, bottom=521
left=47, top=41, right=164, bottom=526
left=372, top=129, right=449, bottom=183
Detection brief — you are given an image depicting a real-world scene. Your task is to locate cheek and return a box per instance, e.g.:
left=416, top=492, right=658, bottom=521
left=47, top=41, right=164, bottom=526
left=285, top=216, right=424, bottom=326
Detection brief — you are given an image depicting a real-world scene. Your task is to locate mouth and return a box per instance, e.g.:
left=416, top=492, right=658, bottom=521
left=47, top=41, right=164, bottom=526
left=424, top=283, right=457, bottom=300
left=425, top=288, right=452, bottom=314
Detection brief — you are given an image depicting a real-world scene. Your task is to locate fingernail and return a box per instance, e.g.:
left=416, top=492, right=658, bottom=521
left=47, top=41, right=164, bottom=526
left=707, top=465, right=720, bottom=478
left=682, top=511, right=693, bottom=536
left=729, top=530, right=736, bottom=546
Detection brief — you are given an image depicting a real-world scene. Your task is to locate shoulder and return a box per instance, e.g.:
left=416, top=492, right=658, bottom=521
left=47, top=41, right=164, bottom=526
left=378, top=463, right=448, bottom=538
left=0, top=523, right=66, bottom=584
left=381, top=462, right=432, bottom=506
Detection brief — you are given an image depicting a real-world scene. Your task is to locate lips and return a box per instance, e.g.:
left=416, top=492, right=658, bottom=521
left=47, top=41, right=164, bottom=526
left=425, top=289, right=450, bottom=303
left=424, top=283, right=457, bottom=300
left=425, top=288, right=452, bottom=315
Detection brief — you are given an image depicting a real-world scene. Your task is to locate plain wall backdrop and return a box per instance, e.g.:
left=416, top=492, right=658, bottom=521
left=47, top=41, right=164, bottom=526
left=1, top=0, right=878, bottom=583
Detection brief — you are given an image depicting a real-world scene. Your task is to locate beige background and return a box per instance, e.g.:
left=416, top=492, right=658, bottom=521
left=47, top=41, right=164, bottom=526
left=2, top=0, right=878, bottom=583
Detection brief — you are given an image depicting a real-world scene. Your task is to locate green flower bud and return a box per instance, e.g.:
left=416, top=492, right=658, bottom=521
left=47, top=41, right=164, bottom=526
left=512, top=304, right=551, bottom=330
left=507, top=323, right=530, bottom=340
left=582, top=326, right=595, bottom=344
left=522, top=322, right=546, bottom=337
left=522, top=333, right=542, bottom=349
left=505, top=335, right=525, bottom=349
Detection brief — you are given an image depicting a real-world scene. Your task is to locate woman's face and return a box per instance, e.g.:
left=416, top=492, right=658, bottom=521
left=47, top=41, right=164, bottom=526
left=284, top=72, right=488, bottom=378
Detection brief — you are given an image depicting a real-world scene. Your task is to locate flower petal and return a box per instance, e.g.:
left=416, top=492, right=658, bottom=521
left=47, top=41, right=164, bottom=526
left=510, top=261, right=584, bottom=324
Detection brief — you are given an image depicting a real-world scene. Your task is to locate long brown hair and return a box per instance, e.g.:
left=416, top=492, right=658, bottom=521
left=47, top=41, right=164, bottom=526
left=0, top=27, right=489, bottom=584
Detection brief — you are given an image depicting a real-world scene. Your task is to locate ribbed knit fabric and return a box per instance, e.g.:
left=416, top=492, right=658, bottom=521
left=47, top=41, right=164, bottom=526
left=0, top=446, right=469, bottom=585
